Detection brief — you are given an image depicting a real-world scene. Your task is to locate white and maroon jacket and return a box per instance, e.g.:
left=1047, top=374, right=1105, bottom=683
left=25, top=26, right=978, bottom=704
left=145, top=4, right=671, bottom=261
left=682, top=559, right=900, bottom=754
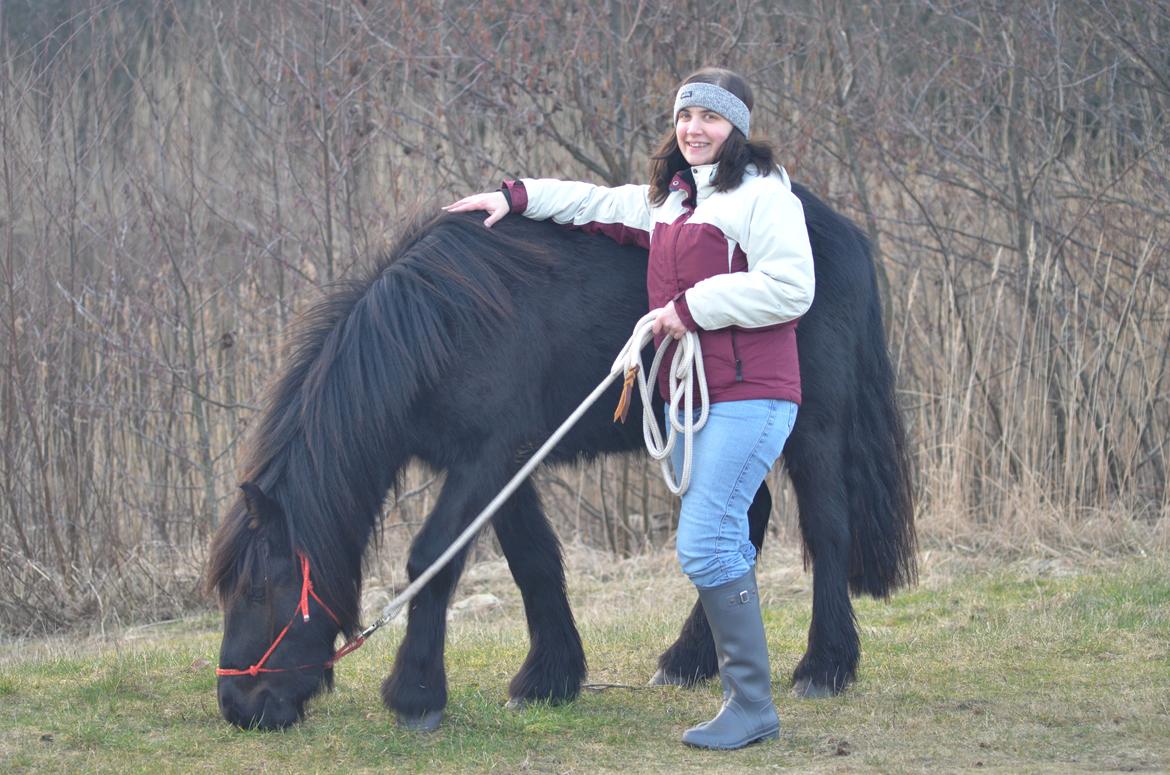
left=503, top=163, right=814, bottom=404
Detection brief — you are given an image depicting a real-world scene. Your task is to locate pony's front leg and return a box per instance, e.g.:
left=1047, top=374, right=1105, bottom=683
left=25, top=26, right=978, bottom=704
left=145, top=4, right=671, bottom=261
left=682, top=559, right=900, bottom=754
left=382, top=467, right=480, bottom=731
left=651, top=482, right=772, bottom=686
left=492, top=480, right=585, bottom=708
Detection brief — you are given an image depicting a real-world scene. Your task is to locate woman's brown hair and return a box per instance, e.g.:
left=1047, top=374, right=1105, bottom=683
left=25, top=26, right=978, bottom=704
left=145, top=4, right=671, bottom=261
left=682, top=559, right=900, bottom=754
left=648, top=67, right=776, bottom=206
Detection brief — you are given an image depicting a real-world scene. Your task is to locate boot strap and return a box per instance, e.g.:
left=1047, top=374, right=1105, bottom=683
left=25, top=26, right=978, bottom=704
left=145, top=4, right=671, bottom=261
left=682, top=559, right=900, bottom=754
left=725, top=589, right=755, bottom=606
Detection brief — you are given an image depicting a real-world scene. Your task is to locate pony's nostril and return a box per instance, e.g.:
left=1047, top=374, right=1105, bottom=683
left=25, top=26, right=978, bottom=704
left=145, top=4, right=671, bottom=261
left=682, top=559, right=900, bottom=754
left=257, top=693, right=299, bottom=730
left=218, top=685, right=241, bottom=722
left=220, top=696, right=253, bottom=728
left=220, top=683, right=264, bottom=728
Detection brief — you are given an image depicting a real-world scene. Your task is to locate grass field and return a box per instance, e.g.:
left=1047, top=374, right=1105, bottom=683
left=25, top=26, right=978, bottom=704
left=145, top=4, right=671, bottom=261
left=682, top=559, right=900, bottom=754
left=1, top=549, right=1167, bottom=774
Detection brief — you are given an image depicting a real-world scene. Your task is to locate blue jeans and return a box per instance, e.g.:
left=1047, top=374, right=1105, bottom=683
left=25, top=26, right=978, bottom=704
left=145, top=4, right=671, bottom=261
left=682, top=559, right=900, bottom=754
left=668, top=399, right=797, bottom=589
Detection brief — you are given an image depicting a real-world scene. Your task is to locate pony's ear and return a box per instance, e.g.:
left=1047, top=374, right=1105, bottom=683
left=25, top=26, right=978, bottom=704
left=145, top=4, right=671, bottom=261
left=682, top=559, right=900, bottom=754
left=240, top=482, right=280, bottom=529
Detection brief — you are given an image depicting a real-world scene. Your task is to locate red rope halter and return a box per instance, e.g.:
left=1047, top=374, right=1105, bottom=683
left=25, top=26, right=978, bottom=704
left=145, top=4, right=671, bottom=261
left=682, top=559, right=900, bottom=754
left=216, top=550, right=366, bottom=677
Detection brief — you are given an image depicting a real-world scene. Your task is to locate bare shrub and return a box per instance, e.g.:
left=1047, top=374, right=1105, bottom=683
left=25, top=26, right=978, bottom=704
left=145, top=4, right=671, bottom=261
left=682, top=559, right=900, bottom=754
left=1, top=0, right=1166, bottom=634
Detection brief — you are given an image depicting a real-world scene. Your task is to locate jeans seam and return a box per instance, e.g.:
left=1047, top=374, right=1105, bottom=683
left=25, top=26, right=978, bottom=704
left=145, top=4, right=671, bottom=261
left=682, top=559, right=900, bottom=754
left=713, top=401, right=778, bottom=583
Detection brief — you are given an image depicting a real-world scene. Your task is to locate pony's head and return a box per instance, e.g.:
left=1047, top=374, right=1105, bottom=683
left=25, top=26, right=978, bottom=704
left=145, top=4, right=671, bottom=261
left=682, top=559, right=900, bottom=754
left=208, top=482, right=345, bottom=729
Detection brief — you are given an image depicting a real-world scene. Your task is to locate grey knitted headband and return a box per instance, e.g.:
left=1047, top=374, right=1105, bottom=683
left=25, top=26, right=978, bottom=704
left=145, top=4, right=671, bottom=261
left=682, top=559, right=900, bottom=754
left=673, top=82, right=750, bottom=138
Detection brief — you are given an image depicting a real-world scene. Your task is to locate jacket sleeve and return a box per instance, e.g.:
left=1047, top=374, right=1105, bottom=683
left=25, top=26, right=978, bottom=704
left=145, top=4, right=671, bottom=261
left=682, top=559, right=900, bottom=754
left=681, top=177, right=815, bottom=330
left=504, top=178, right=653, bottom=250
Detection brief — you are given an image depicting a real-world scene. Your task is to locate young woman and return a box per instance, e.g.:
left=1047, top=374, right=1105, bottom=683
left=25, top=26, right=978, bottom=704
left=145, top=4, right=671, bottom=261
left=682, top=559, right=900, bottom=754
left=444, top=67, right=814, bottom=750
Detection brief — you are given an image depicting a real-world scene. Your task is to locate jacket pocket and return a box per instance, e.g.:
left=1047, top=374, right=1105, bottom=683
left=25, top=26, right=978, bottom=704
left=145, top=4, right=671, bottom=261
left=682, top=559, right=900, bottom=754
left=730, top=329, right=744, bottom=382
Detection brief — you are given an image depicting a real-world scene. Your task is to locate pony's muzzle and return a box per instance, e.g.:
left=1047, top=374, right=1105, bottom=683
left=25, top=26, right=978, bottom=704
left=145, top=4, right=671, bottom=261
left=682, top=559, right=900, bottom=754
left=218, top=681, right=302, bottom=730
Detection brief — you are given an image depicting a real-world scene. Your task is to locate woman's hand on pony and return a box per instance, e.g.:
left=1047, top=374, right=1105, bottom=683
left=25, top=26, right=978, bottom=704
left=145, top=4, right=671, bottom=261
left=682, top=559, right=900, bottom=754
left=443, top=192, right=510, bottom=228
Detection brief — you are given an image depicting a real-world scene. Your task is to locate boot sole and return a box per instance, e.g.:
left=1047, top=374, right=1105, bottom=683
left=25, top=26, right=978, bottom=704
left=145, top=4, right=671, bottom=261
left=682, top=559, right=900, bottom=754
left=682, top=724, right=780, bottom=750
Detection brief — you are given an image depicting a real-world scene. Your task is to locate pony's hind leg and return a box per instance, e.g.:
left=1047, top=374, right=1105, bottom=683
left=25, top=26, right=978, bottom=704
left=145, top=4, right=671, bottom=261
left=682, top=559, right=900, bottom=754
left=784, top=421, right=858, bottom=697
left=382, top=465, right=485, bottom=731
left=650, top=482, right=772, bottom=687
left=492, top=480, right=586, bottom=708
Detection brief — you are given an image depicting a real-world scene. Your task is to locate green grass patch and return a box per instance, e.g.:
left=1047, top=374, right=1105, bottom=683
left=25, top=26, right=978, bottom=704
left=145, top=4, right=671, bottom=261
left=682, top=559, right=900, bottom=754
left=1, top=556, right=1167, bottom=773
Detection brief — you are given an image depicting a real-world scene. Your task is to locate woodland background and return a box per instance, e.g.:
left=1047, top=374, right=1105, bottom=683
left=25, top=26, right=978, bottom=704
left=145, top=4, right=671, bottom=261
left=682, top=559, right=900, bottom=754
left=1, top=0, right=1167, bottom=635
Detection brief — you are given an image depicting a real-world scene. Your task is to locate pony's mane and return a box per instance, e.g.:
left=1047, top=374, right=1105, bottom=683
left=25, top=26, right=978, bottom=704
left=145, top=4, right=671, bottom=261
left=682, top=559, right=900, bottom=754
left=206, top=212, right=556, bottom=634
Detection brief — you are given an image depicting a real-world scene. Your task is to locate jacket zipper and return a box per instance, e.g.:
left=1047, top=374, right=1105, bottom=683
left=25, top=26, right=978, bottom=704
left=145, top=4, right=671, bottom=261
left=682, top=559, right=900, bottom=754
left=731, top=330, right=743, bottom=382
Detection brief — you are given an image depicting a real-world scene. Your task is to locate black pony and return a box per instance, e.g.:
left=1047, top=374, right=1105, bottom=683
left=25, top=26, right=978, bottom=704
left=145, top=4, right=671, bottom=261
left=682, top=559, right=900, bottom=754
left=206, top=184, right=916, bottom=730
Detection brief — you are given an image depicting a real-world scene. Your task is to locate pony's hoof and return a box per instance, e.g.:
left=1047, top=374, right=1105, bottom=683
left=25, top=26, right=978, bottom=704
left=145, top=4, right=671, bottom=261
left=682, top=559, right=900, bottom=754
left=792, top=677, right=835, bottom=699
left=396, top=709, right=443, bottom=731
left=648, top=668, right=689, bottom=687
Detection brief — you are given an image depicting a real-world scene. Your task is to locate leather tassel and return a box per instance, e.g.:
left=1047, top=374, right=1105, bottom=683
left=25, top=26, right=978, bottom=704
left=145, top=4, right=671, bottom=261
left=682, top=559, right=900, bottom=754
left=613, top=366, right=638, bottom=423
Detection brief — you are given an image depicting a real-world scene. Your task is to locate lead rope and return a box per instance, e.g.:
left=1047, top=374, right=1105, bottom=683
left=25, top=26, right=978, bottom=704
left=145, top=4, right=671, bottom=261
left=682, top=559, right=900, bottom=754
left=336, top=313, right=708, bottom=653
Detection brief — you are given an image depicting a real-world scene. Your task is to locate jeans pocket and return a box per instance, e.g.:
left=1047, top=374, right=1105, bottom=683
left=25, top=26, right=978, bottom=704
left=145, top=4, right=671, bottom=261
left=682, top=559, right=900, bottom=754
left=785, top=402, right=798, bottom=435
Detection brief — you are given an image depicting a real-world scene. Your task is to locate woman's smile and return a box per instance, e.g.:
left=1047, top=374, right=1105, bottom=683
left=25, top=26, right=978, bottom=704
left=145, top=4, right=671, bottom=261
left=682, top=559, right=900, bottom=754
left=676, top=108, right=733, bottom=166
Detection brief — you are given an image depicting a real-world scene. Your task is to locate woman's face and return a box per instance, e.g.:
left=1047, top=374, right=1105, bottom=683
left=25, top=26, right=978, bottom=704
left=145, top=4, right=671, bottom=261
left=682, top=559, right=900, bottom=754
left=675, top=107, right=734, bottom=166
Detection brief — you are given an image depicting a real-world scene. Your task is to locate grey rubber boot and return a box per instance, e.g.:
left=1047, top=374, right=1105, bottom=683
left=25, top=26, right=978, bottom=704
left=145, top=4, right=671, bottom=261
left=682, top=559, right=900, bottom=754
left=681, top=568, right=780, bottom=749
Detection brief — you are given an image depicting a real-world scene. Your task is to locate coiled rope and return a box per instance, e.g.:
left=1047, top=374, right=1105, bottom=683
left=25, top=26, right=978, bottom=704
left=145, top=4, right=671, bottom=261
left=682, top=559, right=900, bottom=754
left=612, top=312, right=708, bottom=495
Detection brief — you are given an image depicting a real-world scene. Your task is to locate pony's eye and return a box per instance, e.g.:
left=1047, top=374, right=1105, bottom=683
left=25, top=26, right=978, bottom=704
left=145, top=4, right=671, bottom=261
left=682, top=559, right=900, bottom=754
left=243, top=544, right=269, bottom=602
left=246, top=574, right=268, bottom=603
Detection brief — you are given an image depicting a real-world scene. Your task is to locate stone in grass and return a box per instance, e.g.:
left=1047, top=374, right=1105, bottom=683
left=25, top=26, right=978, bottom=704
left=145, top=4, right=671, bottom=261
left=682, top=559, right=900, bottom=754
left=447, top=593, right=502, bottom=621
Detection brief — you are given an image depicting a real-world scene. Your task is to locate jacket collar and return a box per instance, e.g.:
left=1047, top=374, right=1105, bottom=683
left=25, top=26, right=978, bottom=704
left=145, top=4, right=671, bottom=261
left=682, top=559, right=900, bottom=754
left=689, top=163, right=718, bottom=204
left=669, top=162, right=719, bottom=208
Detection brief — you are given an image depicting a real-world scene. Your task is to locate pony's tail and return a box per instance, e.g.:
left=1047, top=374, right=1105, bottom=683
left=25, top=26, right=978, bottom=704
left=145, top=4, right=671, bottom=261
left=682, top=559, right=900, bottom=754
left=843, top=256, right=917, bottom=598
